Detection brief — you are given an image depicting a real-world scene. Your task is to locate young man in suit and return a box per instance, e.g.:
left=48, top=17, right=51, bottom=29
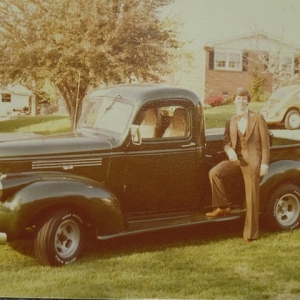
left=206, top=87, right=270, bottom=242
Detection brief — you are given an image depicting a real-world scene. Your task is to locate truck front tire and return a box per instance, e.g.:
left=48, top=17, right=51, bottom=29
left=266, top=184, right=300, bottom=230
left=34, top=210, right=84, bottom=266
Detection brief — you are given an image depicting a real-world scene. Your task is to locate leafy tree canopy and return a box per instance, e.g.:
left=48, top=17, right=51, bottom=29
left=0, top=0, right=185, bottom=129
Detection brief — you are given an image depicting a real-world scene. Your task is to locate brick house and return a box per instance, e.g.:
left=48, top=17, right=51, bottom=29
left=203, top=31, right=300, bottom=102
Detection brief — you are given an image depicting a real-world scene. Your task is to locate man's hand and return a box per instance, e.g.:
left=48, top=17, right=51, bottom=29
left=260, top=164, right=269, bottom=176
left=227, top=148, right=238, bottom=161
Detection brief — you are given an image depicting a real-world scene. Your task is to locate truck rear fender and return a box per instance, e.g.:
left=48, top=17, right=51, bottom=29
left=260, top=160, right=300, bottom=213
left=5, top=180, right=125, bottom=238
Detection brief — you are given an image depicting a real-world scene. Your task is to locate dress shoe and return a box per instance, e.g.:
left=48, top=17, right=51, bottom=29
left=206, top=207, right=230, bottom=217
left=243, top=238, right=256, bottom=243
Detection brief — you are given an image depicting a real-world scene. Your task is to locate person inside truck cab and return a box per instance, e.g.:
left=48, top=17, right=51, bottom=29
left=206, top=87, right=270, bottom=243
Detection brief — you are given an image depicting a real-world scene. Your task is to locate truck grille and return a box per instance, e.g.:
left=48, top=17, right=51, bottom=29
left=32, top=157, right=102, bottom=170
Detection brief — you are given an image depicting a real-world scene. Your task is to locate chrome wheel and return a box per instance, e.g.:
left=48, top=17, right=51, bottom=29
left=54, top=219, right=81, bottom=259
left=34, top=210, right=84, bottom=266
left=274, top=193, right=300, bottom=227
left=267, top=184, right=300, bottom=230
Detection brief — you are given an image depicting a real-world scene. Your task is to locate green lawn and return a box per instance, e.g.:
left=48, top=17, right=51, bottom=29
left=0, top=114, right=71, bottom=134
left=204, top=102, right=265, bottom=128
left=1, top=222, right=300, bottom=299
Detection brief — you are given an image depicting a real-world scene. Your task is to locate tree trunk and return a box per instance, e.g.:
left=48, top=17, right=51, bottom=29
left=57, top=84, right=86, bottom=132
left=70, top=98, right=83, bottom=131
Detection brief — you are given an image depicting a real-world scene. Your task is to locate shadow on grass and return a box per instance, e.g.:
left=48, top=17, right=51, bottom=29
left=86, top=219, right=292, bottom=259
left=8, top=218, right=280, bottom=265
left=85, top=220, right=245, bottom=257
left=8, top=220, right=241, bottom=260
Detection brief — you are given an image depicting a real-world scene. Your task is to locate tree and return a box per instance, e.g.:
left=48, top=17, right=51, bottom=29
left=250, top=68, right=266, bottom=102
left=246, top=31, right=300, bottom=92
left=0, top=0, right=183, bottom=130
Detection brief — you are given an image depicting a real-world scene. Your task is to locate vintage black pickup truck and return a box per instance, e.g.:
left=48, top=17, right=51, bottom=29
left=0, top=84, right=300, bottom=266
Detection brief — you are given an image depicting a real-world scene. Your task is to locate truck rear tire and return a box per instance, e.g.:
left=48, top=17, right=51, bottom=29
left=266, top=184, right=300, bottom=230
left=34, top=210, right=84, bottom=266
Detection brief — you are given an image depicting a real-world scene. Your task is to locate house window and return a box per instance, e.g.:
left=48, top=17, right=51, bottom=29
left=215, top=52, right=226, bottom=68
left=268, top=54, right=295, bottom=74
left=229, top=53, right=241, bottom=69
left=214, top=50, right=242, bottom=71
left=1, top=94, right=11, bottom=103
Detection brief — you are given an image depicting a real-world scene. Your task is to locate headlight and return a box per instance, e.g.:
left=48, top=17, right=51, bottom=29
left=2, top=198, right=21, bottom=211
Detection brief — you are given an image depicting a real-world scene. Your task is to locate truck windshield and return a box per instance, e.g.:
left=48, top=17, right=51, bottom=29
left=79, top=96, right=134, bottom=136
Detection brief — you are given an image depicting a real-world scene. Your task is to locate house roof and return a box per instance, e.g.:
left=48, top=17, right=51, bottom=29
left=0, top=84, right=32, bottom=96
left=204, top=31, right=300, bottom=54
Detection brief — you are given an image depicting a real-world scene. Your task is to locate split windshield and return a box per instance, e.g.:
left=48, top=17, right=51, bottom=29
left=79, top=96, right=134, bottom=136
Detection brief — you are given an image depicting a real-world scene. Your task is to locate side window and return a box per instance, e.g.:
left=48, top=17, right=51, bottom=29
left=161, top=106, right=188, bottom=138
left=138, top=104, right=189, bottom=140
left=1, top=94, right=11, bottom=103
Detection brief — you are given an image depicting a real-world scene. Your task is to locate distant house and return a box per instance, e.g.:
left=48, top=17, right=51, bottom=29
left=0, top=84, right=32, bottom=116
left=203, top=31, right=300, bottom=101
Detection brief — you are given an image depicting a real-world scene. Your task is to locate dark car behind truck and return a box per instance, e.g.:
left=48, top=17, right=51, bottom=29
left=0, top=84, right=300, bottom=266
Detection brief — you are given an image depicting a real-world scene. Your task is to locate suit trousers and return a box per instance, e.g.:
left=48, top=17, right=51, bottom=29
left=209, top=160, right=260, bottom=240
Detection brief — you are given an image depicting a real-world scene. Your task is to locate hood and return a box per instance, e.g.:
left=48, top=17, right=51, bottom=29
left=0, top=133, right=112, bottom=158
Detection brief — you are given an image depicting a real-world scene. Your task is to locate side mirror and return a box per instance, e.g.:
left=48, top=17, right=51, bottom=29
left=130, top=125, right=142, bottom=145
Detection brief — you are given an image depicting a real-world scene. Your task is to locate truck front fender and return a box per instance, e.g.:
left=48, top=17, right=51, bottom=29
left=2, top=179, right=124, bottom=239
left=260, top=160, right=300, bottom=213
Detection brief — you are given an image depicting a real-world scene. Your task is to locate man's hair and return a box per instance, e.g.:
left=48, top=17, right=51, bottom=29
left=233, top=87, right=251, bottom=102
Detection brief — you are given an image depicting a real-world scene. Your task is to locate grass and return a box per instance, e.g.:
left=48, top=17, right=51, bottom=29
left=0, top=114, right=72, bottom=134
left=204, top=102, right=265, bottom=128
left=1, top=222, right=300, bottom=299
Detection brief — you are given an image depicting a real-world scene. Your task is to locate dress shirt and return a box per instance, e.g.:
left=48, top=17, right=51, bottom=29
left=237, top=110, right=248, bottom=135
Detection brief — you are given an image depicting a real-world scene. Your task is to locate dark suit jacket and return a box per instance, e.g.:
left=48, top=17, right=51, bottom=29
left=223, top=110, right=270, bottom=174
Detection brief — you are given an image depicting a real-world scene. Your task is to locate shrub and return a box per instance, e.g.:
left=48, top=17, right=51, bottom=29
left=205, top=95, right=224, bottom=107
left=260, top=92, right=271, bottom=102
left=223, top=96, right=234, bottom=105
left=203, top=103, right=212, bottom=110
left=250, top=69, right=267, bottom=102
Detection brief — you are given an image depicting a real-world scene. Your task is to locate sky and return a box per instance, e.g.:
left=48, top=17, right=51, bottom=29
left=162, top=0, right=300, bottom=49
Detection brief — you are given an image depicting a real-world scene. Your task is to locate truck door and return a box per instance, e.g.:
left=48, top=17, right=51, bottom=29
left=124, top=100, right=198, bottom=215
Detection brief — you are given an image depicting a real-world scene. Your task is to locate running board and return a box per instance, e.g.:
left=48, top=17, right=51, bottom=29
left=97, top=209, right=246, bottom=240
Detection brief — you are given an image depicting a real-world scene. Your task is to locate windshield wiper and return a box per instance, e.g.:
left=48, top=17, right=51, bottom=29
left=104, top=95, right=121, bottom=114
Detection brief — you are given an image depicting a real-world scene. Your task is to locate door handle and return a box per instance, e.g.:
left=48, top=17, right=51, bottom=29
left=182, top=142, right=196, bottom=148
